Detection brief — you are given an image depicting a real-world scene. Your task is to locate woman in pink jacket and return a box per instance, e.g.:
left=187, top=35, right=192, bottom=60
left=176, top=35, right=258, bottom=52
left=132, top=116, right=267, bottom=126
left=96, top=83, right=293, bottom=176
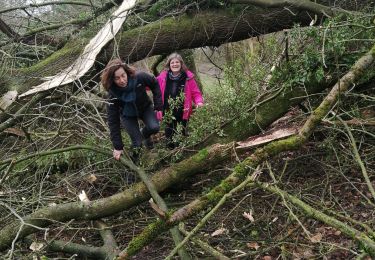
left=157, top=52, right=204, bottom=148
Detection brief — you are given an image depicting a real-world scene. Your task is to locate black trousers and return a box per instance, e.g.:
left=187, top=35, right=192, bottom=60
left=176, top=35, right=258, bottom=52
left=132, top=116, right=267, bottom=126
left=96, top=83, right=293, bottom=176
left=122, top=105, right=159, bottom=148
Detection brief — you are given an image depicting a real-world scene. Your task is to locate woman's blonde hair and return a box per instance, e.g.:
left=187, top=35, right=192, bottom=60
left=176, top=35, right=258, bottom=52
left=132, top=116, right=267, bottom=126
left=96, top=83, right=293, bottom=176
left=101, top=58, right=136, bottom=91
left=164, top=52, right=188, bottom=72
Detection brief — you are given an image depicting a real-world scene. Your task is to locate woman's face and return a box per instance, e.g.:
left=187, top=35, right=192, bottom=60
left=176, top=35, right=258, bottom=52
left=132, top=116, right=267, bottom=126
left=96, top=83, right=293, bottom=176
left=113, top=67, right=128, bottom=88
left=169, top=58, right=181, bottom=74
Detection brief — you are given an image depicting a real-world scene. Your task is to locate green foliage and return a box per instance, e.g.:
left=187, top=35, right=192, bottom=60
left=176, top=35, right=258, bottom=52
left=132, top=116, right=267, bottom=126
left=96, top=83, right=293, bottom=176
left=186, top=39, right=278, bottom=145
left=161, top=93, right=185, bottom=125
left=270, top=14, right=375, bottom=90
left=82, top=134, right=113, bottom=166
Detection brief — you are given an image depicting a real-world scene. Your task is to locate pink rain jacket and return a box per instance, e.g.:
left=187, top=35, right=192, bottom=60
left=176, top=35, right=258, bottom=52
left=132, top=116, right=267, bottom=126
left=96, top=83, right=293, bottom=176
left=157, top=70, right=204, bottom=120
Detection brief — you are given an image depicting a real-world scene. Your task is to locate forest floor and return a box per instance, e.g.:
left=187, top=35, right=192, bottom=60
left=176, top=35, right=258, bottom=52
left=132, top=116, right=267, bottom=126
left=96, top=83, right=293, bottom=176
left=114, top=145, right=373, bottom=259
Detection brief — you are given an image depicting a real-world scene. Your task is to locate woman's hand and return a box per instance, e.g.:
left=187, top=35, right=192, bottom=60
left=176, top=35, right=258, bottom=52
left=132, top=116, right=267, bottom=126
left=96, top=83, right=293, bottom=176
left=155, top=110, right=163, bottom=121
left=196, top=102, right=204, bottom=108
left=113, top=149, right=123, bottom=160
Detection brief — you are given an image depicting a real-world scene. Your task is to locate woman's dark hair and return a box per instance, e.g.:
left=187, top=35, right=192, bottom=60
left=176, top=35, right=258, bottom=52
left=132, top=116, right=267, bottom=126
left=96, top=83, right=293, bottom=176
left=101, top=58, right=136, bottom=91
left=164, top=52, right=188, bottom=72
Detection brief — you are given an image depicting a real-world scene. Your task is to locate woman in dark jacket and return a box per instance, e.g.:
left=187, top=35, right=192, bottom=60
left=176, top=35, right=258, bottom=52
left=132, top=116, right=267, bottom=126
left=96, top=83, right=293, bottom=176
left=101, top=58, right=162, bottom=161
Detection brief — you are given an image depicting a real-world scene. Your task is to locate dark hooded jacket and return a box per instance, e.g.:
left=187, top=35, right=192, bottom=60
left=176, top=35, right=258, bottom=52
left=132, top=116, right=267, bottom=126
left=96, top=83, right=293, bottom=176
left=107, top=71, right=162, bottom=150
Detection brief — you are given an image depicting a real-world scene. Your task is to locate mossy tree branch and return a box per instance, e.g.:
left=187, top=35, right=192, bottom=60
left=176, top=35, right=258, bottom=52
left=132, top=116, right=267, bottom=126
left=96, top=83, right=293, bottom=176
left=42, top=240, right=109, bottom=259
left=127, top=149, right=191, bottom=258
left=0, top=17, right=20, bottom=39
left=164, top=167, right=260, bottom=260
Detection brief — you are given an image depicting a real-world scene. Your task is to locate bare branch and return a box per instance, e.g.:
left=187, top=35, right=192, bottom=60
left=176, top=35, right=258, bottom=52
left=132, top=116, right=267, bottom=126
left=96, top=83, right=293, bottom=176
left=0, top=1, right=96, bottom=15
left=0, top=17, right=20, bottom=39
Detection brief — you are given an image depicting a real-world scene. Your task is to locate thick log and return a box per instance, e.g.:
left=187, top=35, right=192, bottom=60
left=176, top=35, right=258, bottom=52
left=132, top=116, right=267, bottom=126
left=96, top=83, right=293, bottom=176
left=3, top=0, right=369, bottom=96
left=229, top=0, right=339, bottom=16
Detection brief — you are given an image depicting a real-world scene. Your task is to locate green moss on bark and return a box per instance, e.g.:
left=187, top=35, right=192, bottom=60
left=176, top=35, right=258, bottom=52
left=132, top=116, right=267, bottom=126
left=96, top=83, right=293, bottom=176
left=125, top=218, right=170, bottom=256
left=254, top=136, right=303, bottom=159
left=11, top=39, right=87, bottom=93
left=194, top=148, right=209, bottom=162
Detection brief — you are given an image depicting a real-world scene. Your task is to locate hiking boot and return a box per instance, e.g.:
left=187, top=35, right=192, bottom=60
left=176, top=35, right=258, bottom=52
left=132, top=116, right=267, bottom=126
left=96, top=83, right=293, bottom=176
left=141, top=127, right=154, bottom=149
left=144, top=137, right=154, bottom=149
left=166, top=141, right=175, bottom=150
left=130, top=148, right=141, bottom=165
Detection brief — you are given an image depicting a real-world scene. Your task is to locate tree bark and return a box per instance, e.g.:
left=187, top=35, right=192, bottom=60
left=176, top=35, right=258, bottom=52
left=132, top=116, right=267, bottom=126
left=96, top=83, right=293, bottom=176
left=0, top=17, right=20, bottom=40
left=181, top=49, right=204, bottom=93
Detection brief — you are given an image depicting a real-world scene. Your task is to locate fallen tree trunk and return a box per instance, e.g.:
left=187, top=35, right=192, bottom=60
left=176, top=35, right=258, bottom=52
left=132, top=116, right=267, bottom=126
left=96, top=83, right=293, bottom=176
left=229, top=0, right=340, bottom=16
left=1, top=9, right=309, bottom=96
left=3, top=0, right=366, bottom=97
left=18, top=0, right=136, bottom=98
